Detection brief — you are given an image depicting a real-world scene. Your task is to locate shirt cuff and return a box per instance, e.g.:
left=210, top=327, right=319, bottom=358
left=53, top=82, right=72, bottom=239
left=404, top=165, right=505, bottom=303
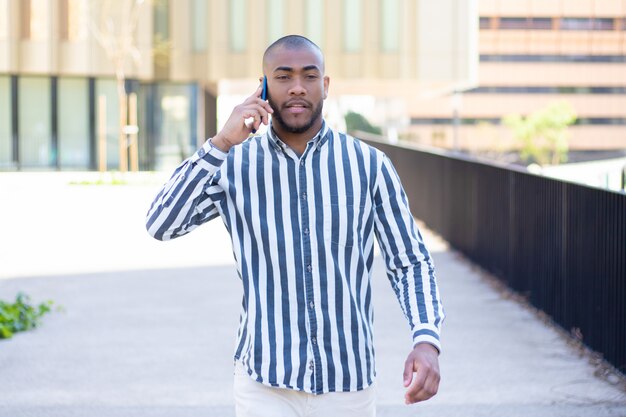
left=190, top=138, right=228, bottom=171
left=412, top=328, right=442, bottom=354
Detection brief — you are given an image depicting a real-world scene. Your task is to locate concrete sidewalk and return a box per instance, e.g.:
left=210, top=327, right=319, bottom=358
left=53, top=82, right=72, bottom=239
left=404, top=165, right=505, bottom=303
left=0, top=173, right=625, bottom=416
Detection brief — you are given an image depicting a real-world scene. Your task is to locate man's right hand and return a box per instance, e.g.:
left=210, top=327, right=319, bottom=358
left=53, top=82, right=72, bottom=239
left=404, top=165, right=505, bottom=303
left=212, top=86, right=274, bottom=152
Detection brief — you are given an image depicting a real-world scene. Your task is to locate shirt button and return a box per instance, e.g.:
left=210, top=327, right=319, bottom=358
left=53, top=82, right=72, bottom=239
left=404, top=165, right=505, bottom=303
left=302, top=192, right=307, bottom=200
left=306, top=264, right=312, bottom=272
left=312, top=337, right=317, bottom=345
left=303, top=227, right=309, bottom=235
left=309, top=360, right=314, bottom=371
left=300, top=160, right=305, bottom=166
left=309, top=301, right=314, bottom=309
left=180, top=175, right=185, bottom=180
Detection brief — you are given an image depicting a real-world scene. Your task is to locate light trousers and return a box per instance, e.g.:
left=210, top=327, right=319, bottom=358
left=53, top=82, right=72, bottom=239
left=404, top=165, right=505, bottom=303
left=233, top=361, right=376, bottom=417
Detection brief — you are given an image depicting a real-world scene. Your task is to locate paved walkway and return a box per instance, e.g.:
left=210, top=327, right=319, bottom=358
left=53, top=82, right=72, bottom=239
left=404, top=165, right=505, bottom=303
left=0, top=172, right=625, bottom=417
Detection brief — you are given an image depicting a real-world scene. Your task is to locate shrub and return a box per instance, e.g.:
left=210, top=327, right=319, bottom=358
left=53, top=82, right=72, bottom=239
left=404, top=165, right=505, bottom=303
left=0, top=293, right=54, bottom=339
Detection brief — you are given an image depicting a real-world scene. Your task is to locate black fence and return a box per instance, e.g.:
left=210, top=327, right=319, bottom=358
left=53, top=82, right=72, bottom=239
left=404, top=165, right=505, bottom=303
left=363, top=137, right=626, bottom=374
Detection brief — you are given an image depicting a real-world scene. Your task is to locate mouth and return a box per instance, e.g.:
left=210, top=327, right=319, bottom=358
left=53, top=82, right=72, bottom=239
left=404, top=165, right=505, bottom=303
left=284, top=101, right=310, bottom=114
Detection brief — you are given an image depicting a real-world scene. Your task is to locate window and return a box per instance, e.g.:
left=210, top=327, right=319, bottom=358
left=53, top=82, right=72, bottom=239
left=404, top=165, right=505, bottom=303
left=191, top=0, right=207, bottom=52
left=381, top=0, right=399, bottom=52
left=0, top=76, right=11, bottom=168
left=19, top=77, right=52, bottom=168
left=305, top=0, right=323, bottom=46
left=154, top=0, right=170, bottom=41
left=22, top=0, right=49, bottom=40
left=499, top=17, right=552, bottom=30
left=560, top=17, right=614, bottom=31
left=479, top=17, right=492, bottom=30
left=343, top=0, right=362, bottom=52
left=480, top=54, right=626, bottom=63
left=268, top=0, right=284, bottom=44
left=58, top=78, right=89, bottom=169
left=229, top=0, right=246, bottom=52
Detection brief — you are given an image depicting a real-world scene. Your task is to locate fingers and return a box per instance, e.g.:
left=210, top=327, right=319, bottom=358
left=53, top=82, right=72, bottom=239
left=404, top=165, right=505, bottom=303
left=404, top=364, right=440, bottom=404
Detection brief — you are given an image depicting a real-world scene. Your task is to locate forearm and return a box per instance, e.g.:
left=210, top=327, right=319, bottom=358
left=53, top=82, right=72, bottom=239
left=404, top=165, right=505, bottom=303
left=146, top=139, right=227, bottom=240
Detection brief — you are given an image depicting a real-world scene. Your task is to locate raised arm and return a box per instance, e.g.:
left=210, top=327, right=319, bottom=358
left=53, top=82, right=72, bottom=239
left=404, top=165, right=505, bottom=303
left=146, top=86, right=273, bottom=241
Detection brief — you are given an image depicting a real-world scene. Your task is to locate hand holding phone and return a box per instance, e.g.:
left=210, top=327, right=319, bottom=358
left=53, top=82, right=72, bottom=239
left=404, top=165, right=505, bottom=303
left=245, top=76, right=268, bottom=133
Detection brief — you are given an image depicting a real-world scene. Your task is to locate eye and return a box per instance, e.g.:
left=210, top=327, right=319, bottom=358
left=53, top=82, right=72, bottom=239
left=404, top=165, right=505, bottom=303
left=275, top=74, right=289, bottom=81
left=305, top=74, right=319, bottom=80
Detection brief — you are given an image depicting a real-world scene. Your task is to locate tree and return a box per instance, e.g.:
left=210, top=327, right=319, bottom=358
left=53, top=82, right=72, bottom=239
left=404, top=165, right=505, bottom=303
left=503, top=100, right=577, bottom=166
left=89, top=0, right=169, bottom=172
left=344, top=111, right=383, bottom=136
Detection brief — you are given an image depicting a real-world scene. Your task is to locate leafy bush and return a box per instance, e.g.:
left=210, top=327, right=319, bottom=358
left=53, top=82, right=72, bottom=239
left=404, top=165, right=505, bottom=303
left=0, top=293, right=54, bottom=339
left=344, top=111, right=383, bottom=136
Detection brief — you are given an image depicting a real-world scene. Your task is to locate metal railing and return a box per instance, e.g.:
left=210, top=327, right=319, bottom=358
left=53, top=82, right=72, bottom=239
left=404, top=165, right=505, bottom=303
left=363, top=136, right=626, bottom=373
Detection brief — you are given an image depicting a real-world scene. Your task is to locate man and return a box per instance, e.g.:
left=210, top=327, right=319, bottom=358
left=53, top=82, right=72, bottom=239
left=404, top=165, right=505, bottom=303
left=146, top=35, right=444, bottom=417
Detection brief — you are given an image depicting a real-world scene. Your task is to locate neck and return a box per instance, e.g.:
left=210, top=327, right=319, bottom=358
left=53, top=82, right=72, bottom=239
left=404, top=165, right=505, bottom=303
left=272, top=118, right=323, bottom=155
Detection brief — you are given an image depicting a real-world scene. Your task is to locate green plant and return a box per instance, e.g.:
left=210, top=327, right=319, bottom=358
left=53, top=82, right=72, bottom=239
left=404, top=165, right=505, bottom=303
left=0, top=293, right=54, bottom=339
left=344, top=111, right=383, bottom=136
left=503, top=100, right=577, bottom=166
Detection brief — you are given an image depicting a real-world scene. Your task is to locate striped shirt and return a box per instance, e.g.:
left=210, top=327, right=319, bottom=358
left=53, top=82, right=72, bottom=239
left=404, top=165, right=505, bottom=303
left=146, top=122, right=445, bottom=395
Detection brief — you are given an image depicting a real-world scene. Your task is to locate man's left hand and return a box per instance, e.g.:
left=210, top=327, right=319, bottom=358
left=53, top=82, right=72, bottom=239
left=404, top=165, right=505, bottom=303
left=403, top=343, right=440, bottom=404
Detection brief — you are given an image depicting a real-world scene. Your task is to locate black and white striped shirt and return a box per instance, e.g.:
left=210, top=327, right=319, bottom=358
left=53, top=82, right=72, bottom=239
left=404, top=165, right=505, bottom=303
left=146, top=122, right=445, bottom=394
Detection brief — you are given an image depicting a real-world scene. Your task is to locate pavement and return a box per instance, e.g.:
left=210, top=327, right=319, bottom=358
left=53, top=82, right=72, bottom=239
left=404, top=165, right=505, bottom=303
left=0, top=172, right=625, bottom=417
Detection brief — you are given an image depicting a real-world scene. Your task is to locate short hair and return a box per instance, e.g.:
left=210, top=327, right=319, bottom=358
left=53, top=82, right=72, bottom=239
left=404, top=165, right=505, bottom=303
left=263, top=35, right=322, bottom=63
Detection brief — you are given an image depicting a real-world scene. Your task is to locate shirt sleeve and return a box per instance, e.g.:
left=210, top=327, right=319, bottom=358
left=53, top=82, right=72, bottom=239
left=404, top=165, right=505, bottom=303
left=372, top=153, right=445, bottom=352
left=145, top=138, right=228, bottom=241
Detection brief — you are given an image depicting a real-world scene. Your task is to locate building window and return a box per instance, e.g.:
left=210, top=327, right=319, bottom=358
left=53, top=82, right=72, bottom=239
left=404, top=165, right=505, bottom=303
left=305, top=0, right=323, bottom=46
left=191, top=0, right=207, bottom=52
left=58, top=78, right=89, bottom=169
left=479, top=17, right=492, bottom=30
left=60, top=0, right=88, bottom=41
left=0, top=76, right=11, bottom=168
left=381, top=0, right=399, bottom=52
left=154, top=0, right=170, bottom=41
left=499, top=17, right=552, bottom=30
left=19, top=77, right=52, bottom=168
left=229, top=0, right=246, bottom=52
left=22, top=0, right=49, bottom=40
left=343, top=0, right=362, bottom=52
left=268, top=0, right=284, bottom=44
left=480, top=54, right=626, bottom=63
left=559, top=17, right=615, bottom=31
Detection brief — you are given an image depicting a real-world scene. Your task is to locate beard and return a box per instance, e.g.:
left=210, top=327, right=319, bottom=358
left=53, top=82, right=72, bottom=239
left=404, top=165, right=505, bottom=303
left=268, top=95, right=324, bottom=134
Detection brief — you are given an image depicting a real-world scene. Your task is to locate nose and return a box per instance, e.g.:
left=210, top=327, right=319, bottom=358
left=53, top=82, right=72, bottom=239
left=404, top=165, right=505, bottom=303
left=288, top=79, right=306, bottom=96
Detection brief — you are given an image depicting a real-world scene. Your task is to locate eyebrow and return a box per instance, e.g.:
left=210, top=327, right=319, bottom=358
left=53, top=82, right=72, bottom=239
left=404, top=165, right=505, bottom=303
left=273, top=65, right=321, bottom=73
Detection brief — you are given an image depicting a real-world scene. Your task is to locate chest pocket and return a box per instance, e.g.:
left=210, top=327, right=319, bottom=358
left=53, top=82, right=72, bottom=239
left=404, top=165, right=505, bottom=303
left=322, top=201, right=365, bottom=248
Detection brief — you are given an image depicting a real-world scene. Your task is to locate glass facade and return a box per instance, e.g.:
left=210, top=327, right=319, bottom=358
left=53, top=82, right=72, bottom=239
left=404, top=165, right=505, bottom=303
left=230, top=0, right=246, bottom=52
left=268, top=0, right=284, bottom=44
left=381, top=0, right=399, bottom=52
left=18, top=77, right=51, bottom=168
left=343, top=0, right=362, bottom=52
left=96, top=79, right=121, bottom=170
left=152, top=83, right=198, bottom=171
left=0, top=76, right=11, bottom=168
left=191, top=0, right=207, bottom=52
left=58, top=77, right=89, bottom=169
left=305, top=0, right=323, bottom=46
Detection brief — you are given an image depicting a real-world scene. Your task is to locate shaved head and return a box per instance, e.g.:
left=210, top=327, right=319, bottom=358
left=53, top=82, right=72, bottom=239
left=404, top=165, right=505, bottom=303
left=263, top=35, right=324, bottom=72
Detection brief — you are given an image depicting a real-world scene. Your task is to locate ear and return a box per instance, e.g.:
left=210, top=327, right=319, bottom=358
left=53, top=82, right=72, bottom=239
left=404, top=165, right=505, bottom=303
left=323, top=76, right=330, bottom=100
left=259, top=76, right=264, bottom=84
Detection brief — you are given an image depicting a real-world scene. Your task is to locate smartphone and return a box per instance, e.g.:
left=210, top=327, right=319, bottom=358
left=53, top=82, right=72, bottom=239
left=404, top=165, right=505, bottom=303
left=261, top=75, right=268, bottom=101
left=246, top=76, right=268, bottom=133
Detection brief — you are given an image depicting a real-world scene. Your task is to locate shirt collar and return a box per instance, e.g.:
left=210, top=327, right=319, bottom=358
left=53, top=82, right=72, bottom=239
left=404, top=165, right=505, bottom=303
left=267, top=120, right=330, bottom=153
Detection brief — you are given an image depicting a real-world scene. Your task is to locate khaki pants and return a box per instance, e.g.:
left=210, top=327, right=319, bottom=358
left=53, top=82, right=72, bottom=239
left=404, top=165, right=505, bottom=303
left=233, top=361, right=376, bottom=417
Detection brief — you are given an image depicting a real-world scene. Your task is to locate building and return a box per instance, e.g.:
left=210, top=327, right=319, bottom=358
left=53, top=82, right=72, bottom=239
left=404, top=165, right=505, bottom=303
left=406, top=0, right=626, bottom=157
left=0, top=0, right=476, bottom=171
